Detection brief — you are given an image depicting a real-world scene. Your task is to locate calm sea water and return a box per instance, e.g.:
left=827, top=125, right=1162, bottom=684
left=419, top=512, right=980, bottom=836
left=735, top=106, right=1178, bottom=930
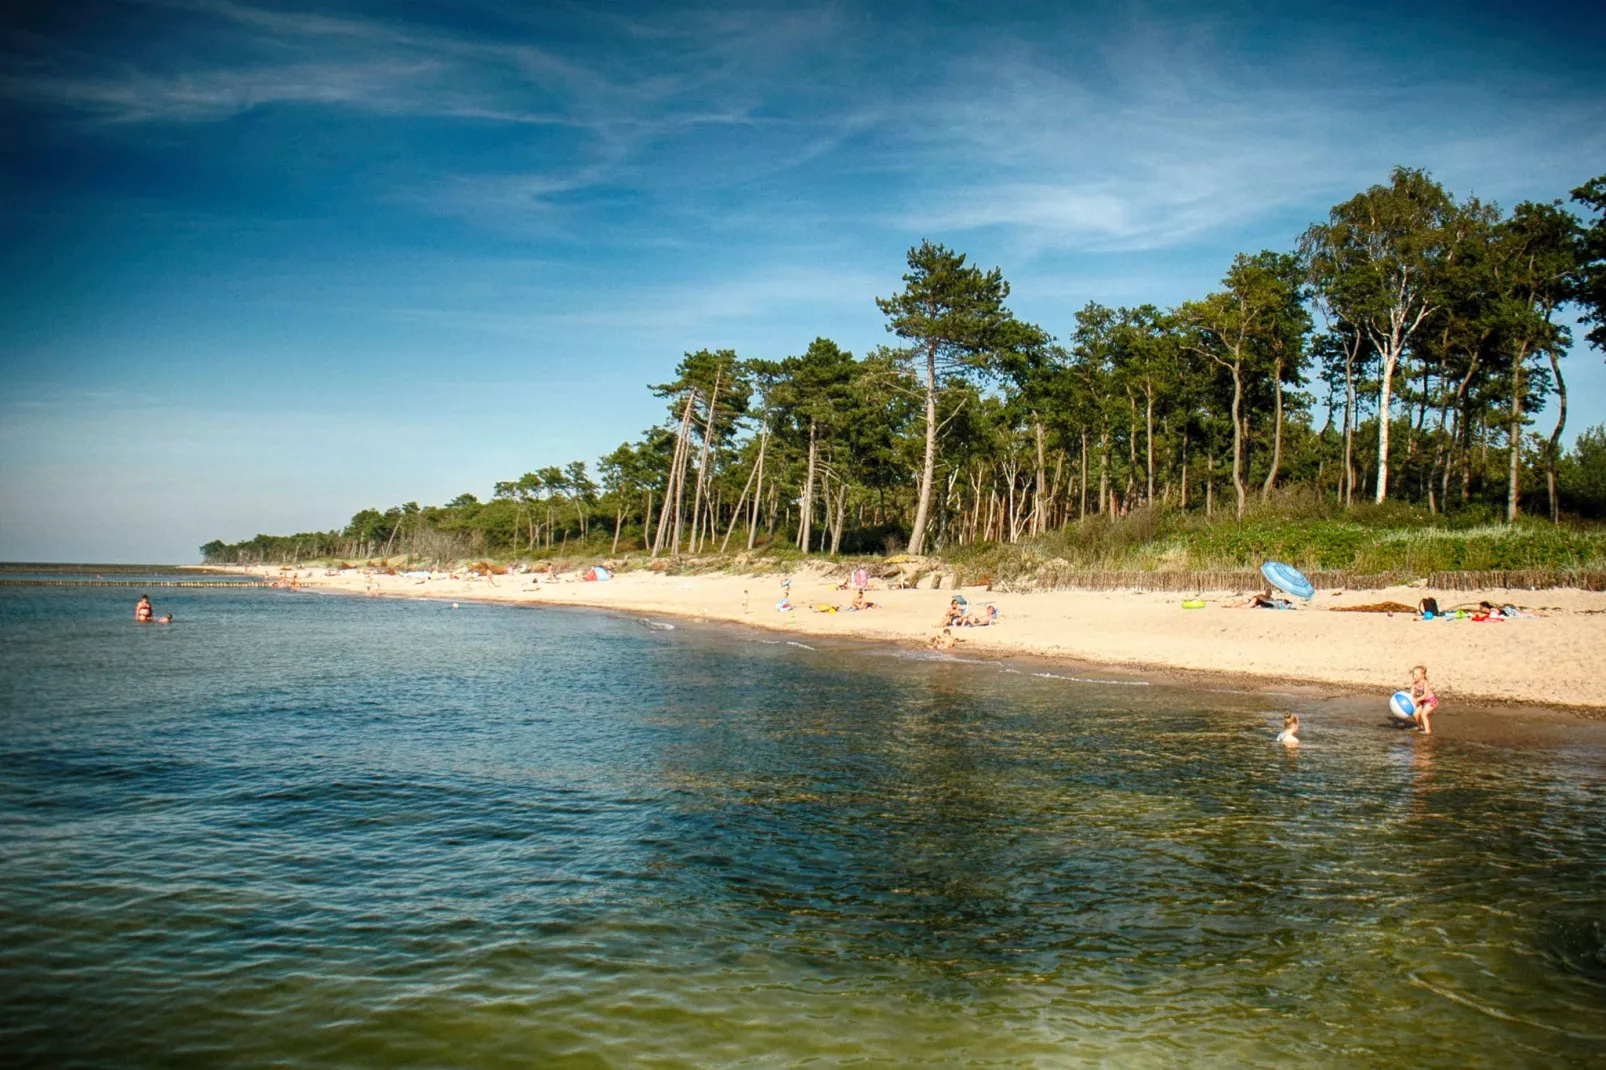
left=1, top=585, right=1603, bottom=1067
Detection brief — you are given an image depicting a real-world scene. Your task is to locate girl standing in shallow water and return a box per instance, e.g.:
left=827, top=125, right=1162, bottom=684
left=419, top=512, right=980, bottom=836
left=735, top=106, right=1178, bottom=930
left=1409, top=665, right=1439, bottom=734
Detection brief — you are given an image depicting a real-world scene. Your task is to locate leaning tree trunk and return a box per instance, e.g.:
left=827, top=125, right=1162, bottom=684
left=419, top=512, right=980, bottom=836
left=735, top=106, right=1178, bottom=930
left=830, top=477, right=848, bottom=555
left=747, top=427, right=768, bottom=550
left=688, top=363, right=722, bottom=554
left=1546, top=347, right=1567, bottom=524
left=652, top=392, right=696, bottom=557
left=907, top=343, right=939, bottom=555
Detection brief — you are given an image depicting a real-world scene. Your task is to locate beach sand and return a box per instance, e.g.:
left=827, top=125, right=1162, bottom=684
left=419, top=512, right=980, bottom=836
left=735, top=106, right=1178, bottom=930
left=240, top=564, right=1606, bottom=710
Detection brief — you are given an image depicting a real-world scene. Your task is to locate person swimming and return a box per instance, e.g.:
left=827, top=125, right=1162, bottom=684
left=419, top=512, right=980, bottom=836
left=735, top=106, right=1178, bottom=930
left=1276, top=713, right=1300, bottom=747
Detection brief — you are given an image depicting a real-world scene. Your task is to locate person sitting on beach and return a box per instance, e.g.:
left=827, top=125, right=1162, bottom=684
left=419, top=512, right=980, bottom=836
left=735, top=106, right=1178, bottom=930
left=135, top=595, right=154, bottom=622
left=849, top=589, right=879, bottom=611
left=940, top=598, right=965, bottom=627
left=1276, top=713, right=1300, bottom=747
left=1230, top=591, right=1291, bottom=610
left=929, top=628, right=959, bottom=651
left=962, top=605, right=998, bottom=627
left=1409, top=664, right=1439, bottom=734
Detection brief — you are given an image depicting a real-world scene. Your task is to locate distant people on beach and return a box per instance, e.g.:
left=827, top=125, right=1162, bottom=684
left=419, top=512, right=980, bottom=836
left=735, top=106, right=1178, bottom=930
left=940, top=598, right=965, bottom=627
left=1409, top=664, right=1439, bottom=734
left=850, top=589, right=879, bottom=611
left=134, top=595, right=172, bottom=624
left=929, top=628, right=959, bottom=651
left=1276, top=713, right=1300, bottom=747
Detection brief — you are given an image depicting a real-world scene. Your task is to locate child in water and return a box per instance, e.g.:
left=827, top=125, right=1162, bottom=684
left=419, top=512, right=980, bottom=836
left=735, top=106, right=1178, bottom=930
left=1409, top=664, right=1439, bottom=734
left=1276, top=713, right=1300, bottom=747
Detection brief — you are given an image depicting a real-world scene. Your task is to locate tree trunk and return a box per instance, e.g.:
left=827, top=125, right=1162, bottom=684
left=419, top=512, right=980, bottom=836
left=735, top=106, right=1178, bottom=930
left=908, top=343, right=939, bottom=554
left=1033, top=415, right=1047, bottom=535
left=1341, top=349, right=1356, bottom=506
left=1145, top=390, right=1156, bottom=504
left=1229, top=362, right=1246, bottom=520
left=830, top=477, right=848, bottom=554
left=652, top=392, right=696, bottom=557
left=1262, top=360, right=1283, bottom=496
left=747, top=428, right=768, bottom=550
left=1078, top=430, right=1088, bottom=520
left=1507, top=344, right=1528, bottom=523
left=1547, top=347, right=1567, bottom=524
left=1375, top=346, right=1399, bottom=503
left=1098, top=429, right=1110, bottom=517
left=720, top=441, right=762, bottom=553
left=798, top=420, right=817, bottom=551
left=688, top=364, right=722, bottom=554
left=612, top=503, right=623, bottom=554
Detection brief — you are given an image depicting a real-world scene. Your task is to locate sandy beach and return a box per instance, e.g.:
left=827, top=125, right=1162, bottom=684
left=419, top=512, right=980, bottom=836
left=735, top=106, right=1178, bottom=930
left=233, top=563, right=1606, bottom=711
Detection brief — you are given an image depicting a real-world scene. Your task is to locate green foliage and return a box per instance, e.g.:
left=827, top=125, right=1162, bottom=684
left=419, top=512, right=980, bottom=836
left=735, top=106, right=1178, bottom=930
left=1559, top=425, right=1606, bottom=517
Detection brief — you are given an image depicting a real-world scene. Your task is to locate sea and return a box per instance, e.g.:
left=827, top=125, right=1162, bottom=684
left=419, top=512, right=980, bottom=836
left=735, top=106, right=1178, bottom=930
left=1, top=579, right=1603, bottom=1067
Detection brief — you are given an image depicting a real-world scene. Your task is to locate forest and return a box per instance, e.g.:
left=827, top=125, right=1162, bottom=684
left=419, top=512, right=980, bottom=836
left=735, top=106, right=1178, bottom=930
left=203, top=168, right=1606, bottom=572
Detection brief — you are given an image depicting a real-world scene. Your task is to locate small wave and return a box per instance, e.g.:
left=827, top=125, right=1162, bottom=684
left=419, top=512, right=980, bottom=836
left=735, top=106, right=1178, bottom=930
left=786, top=641, right=816, bottom=651
left=638, top=619, right=676, bottom=631
left=1031, top=671, right=1150, bottom=687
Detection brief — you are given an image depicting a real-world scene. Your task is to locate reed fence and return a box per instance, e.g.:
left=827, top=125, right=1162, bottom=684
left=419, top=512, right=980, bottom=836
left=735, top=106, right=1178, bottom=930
left=1011, top=569, right=1606, bottom=593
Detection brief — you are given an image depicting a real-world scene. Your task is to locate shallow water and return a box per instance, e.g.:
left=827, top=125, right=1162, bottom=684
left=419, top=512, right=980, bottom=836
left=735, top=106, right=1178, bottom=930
left=1, top=585, right=1603, bottom=1067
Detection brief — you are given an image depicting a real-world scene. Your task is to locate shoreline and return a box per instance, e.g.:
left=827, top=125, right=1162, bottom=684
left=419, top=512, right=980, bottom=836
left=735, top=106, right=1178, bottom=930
left=230, top=563, right=1606, bottom=712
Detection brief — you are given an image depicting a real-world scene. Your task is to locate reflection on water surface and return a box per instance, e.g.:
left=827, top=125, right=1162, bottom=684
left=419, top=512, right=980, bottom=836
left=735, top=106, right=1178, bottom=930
left=1, top=586, right=1603, bottom=1066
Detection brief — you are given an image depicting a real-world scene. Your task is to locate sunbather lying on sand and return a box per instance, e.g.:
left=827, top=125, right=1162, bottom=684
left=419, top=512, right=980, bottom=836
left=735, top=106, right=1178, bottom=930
left=1229, top=591, right=1294, bottom=610
left=962, top=605, right=998, bottom=627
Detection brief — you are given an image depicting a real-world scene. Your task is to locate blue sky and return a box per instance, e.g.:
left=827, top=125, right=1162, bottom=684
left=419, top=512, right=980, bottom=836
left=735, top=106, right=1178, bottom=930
left=2, top=0, right=1604, bottom=562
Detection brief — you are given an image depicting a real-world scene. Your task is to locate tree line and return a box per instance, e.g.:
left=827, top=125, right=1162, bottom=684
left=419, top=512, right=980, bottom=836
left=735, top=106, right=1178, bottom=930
left=203, top=167, right=1606, bottom=566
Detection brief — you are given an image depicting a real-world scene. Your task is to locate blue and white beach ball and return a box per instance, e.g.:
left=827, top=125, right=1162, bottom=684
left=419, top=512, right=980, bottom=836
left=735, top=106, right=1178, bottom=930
left=1388, top=690, right=1417, bottom=721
